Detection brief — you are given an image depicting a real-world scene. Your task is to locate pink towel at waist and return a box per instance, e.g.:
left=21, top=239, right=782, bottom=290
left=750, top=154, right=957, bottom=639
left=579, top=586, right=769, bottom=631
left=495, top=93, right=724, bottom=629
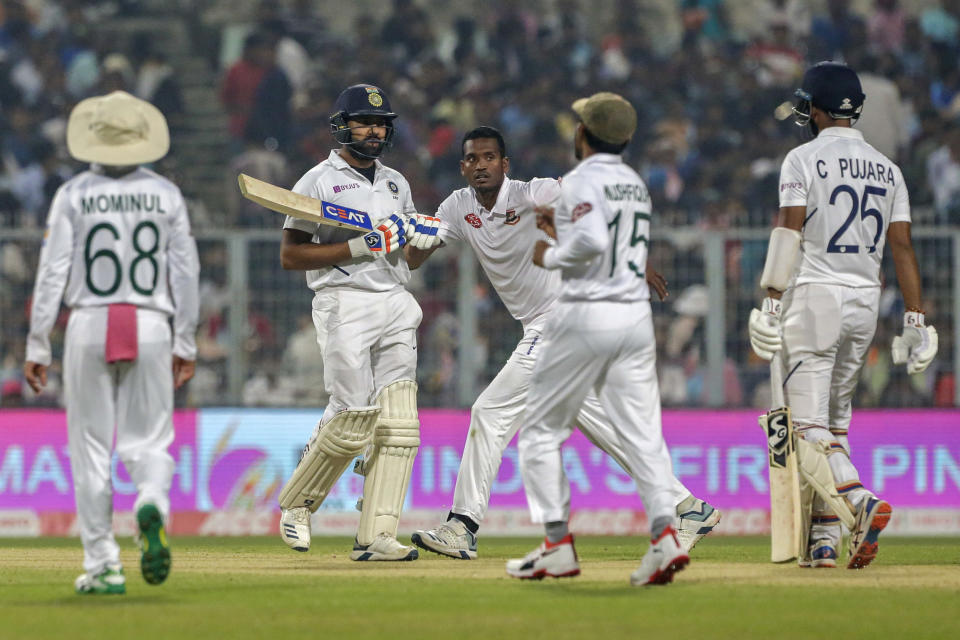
left=105, top=304, right=138, bottom=363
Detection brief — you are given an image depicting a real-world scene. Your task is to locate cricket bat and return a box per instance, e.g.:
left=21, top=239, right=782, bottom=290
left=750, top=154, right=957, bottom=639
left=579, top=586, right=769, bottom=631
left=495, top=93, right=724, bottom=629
left=758, top=352, right=802, bottom=563
left=237, top=174, right=374, bottom=231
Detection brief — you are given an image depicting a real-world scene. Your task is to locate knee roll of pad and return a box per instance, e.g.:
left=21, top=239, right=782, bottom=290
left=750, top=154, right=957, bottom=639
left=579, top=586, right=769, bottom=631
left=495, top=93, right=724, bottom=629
left=356, top=380, right=420, bottom=545
left=278, top=406, right=380, bottom=511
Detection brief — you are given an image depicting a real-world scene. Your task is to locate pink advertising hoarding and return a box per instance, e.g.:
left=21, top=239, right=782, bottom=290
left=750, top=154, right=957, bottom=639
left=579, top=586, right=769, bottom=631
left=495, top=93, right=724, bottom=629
left=1, top=408, right=958, bottom=535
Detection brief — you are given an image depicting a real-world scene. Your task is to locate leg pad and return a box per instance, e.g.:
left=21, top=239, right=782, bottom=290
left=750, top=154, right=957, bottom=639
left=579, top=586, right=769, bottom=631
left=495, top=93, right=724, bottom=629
left=278, top=407, right=380, bottom=511
left=356, top=380, right=420, bottom=545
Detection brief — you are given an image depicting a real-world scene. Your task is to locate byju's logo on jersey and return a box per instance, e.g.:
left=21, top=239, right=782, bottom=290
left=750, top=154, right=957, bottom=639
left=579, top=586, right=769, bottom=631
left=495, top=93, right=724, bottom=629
left=465, top=213, right=483, bottom=228
left=332, top=183, right=359, bottom=194
left=322, top=203, right=373, bottom=230
left=504, top=208, right=519, bottom=225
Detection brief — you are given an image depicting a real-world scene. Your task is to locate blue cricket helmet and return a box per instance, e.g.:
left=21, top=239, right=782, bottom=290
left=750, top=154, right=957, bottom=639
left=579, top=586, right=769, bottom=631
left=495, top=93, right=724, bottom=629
left=329, top=84, right=397, bottom=158
left=792, top=62, right=865, bottom=129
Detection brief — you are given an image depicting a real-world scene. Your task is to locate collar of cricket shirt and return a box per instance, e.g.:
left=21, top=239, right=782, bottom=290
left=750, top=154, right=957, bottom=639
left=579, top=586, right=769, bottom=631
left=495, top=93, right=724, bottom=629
left=581, top=152, right=624, bottom=166
left=817, top=127, right=864, bottom=140
left=327, top=149, right=383, bottom=177
left=473, top=176, right=515, bottom=220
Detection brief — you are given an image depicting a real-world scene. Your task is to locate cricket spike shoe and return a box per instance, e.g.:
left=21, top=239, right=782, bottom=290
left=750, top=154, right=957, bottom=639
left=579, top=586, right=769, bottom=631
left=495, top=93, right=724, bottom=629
left=411, top=519, right=478, bottom=560
left=798, top=539, right=838, bottom=568
left=137, top=503, right=171, bottom=585
left=506, top=534, right=580, bottom=580
left=75, top=563, right=126, bottom=595
left=350, top=533, right=419, bottom=561
left=630, top=526, right=690, bottom=586
left=280, top=507, right=311, bottom=552
left=675, top=496, right=722, bottom=552
left=847, top=497, right=892, bottom=569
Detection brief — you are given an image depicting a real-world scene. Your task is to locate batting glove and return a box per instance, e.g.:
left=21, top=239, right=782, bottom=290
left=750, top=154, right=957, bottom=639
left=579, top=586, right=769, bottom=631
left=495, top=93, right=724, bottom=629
left=748, top=297, right=782, bottom=361
left=347, top=214, right=408, bottom=259
left=892, top=311, right=938, bottom=374
left=406, top=213, right=442, bottom=250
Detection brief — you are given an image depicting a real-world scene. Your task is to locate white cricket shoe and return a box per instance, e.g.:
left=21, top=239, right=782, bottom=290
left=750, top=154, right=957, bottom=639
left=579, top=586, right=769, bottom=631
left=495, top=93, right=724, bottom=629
left=75, top=563, right=126, bottom=595
left=505, top=534, right=580, bottom=580
left=847, top=497, right=892, bottom=569
left=798, top=538, right=838, bottom=568
left=630, top=526, right=690, bottom=586
left=350, top=533, right=419, bottom=561
left=675, top=496, right=722, bottom=552
left=280, top=507, right=311, bottom=552
left=411, top=519, right=478, bottom=560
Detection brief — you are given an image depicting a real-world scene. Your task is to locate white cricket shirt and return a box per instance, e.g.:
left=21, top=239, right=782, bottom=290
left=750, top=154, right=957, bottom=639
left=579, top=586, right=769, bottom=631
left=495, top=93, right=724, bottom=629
left=541, top=154, right=652, bottom=303
left=26, top=167, right=200, bottom=364
left=284, top=150, right=417, bottom=292
left=779, top=127, right=911, bottom=288
left=437, top=177, right=560, bottom=328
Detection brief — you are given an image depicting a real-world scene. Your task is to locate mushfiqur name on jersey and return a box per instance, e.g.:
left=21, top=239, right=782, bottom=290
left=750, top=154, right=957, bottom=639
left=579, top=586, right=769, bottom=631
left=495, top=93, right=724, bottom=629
left=778, top=128, right=910, bottom=288
left=545, top=153, right=652, bottom=303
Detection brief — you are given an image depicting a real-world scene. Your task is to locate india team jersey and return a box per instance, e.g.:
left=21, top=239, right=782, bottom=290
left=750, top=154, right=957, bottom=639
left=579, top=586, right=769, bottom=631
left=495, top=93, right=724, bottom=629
left=545, top=153, right=651, bottom=303
left=26, top=167, right=199, bottom=363
left=779, top=127, right=911, bottom=288
left=437, top=177, right=560, bottom=328
left=284, top=150, right=417, bottom=292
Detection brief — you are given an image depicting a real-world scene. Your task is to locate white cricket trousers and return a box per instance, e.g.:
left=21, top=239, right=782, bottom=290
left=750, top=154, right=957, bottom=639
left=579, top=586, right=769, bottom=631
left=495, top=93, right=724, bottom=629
left=452, top=317, right=692, bottom=524
left=312, top=287, right=421, bottom=416
left=519, top=300, right=677, bottom=525
left=781, top=283, right=880, bottom=531
left=63, top=307, right=175, bottom=574
left=780, top=283, right=880, bottom=432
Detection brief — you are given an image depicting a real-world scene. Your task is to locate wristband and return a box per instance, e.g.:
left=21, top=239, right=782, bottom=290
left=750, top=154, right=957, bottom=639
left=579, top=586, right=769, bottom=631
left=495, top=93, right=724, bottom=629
left=904, top=311, right=925, bottom=328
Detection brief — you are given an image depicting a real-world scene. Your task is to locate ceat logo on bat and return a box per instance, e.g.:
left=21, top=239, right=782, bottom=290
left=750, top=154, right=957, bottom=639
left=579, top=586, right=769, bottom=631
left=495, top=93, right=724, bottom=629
left=323, top=202, right=373, bottom=230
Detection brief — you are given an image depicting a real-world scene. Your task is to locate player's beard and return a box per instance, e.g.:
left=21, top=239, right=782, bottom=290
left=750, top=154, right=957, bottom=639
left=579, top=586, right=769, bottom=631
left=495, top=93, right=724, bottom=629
left=348, top=136, right=386, bottom=160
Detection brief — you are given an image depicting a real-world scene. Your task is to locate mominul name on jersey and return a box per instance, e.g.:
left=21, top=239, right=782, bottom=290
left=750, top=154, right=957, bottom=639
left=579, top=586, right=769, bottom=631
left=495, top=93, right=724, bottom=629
left=81, top=193, right=167, bottom=214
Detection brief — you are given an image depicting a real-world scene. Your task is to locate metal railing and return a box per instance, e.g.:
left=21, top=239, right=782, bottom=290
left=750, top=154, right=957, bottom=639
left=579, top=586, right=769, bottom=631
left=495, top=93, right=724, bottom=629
left=1, top=226, right=957, bottom=407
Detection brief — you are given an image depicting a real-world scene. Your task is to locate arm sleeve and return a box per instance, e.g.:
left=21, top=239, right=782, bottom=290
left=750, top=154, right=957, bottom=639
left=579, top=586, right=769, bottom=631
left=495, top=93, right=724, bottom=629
left=26, top=188, right=74, bottom=365
left=435, top=194, right=462, bottom=244
left=541, top=179, right=608, bottom=270
left=778, top=149, right=808, bottom=208
left=167, top=191, right=201, bottom=360
left=528, top=177, right=561, bottom=206
left=889, top=167, right=912, bottom=224
left=282, top=172, right=321, bottom=235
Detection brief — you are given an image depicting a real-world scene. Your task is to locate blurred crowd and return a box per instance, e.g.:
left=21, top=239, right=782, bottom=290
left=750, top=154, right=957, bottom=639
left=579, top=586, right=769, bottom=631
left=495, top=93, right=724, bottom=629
left=1, top=0, right=958, bottom=409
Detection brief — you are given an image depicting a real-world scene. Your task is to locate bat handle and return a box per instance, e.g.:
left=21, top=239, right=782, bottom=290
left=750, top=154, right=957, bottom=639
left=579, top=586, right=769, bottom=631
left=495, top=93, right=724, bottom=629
left=769, top=352, right=785, bottom=409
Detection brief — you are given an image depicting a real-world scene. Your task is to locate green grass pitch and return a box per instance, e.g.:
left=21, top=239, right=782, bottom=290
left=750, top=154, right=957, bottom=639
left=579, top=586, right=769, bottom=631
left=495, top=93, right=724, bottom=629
left=1, top=536, right=958, bottom=639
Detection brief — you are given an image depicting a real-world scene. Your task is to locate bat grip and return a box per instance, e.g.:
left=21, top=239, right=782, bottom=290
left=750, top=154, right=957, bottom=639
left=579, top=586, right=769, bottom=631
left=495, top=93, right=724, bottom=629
left=769, top=352, right=785, bottom=409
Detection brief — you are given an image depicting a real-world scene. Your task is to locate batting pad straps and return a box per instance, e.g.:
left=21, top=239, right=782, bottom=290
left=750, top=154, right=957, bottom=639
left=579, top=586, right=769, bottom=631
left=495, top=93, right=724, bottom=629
left=795, top=438, right=856, bottom=530
left=356, top=380, right=420, bottom=545
left=760, top=227, right=802, bottom=292
left=278, top=407, right=380, bottom=511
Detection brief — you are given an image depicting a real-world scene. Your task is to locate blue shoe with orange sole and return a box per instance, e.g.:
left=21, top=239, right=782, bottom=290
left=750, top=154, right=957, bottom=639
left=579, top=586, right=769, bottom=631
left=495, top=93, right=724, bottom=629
left=847, top=497, right=892, bottom=569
